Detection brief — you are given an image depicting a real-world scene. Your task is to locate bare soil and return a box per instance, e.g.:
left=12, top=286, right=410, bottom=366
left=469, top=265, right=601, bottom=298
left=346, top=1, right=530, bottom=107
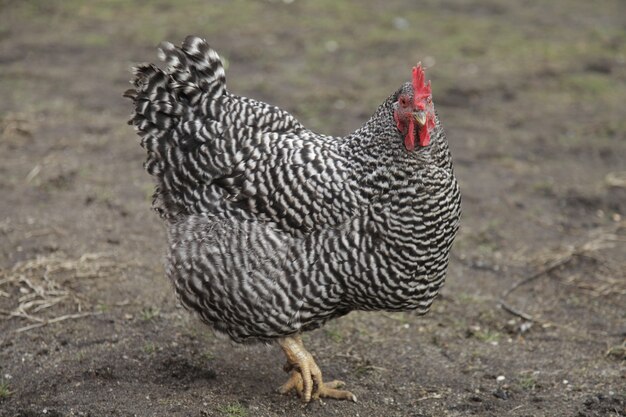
left=1, top=1, right=625, bottom=416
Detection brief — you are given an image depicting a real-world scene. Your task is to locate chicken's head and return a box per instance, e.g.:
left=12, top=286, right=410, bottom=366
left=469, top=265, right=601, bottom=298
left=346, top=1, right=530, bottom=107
left=393, top=64, right=436, bottom=152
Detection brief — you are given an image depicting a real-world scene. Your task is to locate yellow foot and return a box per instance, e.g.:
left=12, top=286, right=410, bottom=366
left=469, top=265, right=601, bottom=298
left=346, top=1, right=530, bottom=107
left=277, top=336, right=357, bottom=403
left=278, top=368, right=356, bottom=402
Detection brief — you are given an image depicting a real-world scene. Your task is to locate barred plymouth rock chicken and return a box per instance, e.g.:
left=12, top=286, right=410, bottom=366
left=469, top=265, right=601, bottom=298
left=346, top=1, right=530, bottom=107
left=125, top=36, right=461, bottom=403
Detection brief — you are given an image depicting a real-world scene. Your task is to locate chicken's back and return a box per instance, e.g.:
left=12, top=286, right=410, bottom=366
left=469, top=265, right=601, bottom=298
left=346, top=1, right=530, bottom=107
left=125, top=36, right=359, bottom=234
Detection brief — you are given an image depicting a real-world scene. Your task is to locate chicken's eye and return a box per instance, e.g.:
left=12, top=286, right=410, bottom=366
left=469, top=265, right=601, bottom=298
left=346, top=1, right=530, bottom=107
left=399, top=96, right=409, bottom=108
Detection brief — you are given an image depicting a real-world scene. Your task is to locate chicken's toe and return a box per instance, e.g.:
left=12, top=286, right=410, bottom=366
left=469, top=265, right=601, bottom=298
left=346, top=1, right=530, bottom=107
left=314, top=382, right=357, bottom=402
left=278, top=336, right=356, bottom=403
left=277, top=370, right=303, bottom=395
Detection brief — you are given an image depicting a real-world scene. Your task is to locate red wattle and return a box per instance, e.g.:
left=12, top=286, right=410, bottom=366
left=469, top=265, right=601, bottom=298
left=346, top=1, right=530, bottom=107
left=394, top=111, right=404, bottom=132
left=418, top=113, right=436, bottom=147
left=405, top=119, right=415, bottom=151
left=419, top=124, right=430, bottom=147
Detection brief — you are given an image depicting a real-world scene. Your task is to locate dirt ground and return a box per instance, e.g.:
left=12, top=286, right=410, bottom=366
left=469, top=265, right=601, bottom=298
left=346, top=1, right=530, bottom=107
left=1, top=1, right=625, bottom=416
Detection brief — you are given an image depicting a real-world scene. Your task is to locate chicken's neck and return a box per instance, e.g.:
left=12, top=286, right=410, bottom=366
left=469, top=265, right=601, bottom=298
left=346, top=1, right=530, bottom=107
left=338, top=101, right=453, bottom=199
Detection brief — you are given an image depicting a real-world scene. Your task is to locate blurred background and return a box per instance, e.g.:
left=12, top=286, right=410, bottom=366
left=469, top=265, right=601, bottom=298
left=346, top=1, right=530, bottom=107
left=1, top=1, right=624, bottom=416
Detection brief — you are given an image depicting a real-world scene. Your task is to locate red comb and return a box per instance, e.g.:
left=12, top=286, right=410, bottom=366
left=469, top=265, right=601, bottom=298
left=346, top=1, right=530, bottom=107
left=412, top=63, right=432, bottom=104
left=410, top=63, right=434, bottom=148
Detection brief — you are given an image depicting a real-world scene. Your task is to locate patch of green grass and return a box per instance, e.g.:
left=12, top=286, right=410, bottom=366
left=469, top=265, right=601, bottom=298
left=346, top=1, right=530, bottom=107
left=518, top=374, right=538, bottom=390
left=96, top=303, right=110, bottom=312
left=143, top=342, right=156, bottom=355
left=218, top=402, right=248, bottom=417
left=532, top=181, right=555, bottom=195
left=184, top=322, right=215, bottom=342
left=562, top=73, right=613, bottom=96
left=0, top=379, right=11, bottom=400
left=354, top=364, right=372, bottom=377
left=476, top=242, right=498, bottom=255
left=382, top=312, right=411, bottom=324
left=457, top=222, right=503, bottom=256
left=324, top=328, right=343, bottom=343
left=456, top=292, right=480, bottom=304
left=81, top=32, right=111, bottom=47
left=140, top=306, right=160, bottom=321
left=468, top=327, right=501, bottom=344
left=201, top=350, right=215, bottom=361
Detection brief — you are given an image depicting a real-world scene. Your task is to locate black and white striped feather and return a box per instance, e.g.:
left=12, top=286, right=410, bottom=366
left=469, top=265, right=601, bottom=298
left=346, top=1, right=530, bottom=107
left=126, top=36, right=461, bottom=343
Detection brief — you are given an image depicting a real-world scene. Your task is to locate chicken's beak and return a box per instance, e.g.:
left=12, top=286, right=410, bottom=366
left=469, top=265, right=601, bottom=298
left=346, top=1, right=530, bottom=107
left=413, top=111, right=426, bottom=127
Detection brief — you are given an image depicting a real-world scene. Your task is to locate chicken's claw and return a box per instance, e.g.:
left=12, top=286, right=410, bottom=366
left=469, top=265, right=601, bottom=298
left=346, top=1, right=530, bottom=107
left=277, top=336, right=357, bottom=403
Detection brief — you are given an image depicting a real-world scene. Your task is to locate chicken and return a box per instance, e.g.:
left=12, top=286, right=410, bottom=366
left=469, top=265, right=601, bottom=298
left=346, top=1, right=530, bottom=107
left=125, top=36, right=461, bottom=403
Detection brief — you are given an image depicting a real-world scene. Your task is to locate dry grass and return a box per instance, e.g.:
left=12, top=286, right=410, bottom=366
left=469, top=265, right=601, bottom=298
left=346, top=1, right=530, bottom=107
left=0, top=112, right=35, bottom=149
left=606, top=340, right=626, bottom=361
left=605, top=171, right=626, bottom=188
left=500, top=221, right=626, bottom=322
left=0, top=252, right=120, bottom=332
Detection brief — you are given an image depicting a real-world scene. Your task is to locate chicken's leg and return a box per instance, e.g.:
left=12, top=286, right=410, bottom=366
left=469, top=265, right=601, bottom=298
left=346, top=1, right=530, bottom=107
left=277, top=335, right=357, bottom=403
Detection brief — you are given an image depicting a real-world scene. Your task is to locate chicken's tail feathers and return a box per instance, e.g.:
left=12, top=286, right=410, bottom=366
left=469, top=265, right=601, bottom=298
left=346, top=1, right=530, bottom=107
left=158, top=36, right=226, bottom=104
left=125, top=37, right=227, bottom=219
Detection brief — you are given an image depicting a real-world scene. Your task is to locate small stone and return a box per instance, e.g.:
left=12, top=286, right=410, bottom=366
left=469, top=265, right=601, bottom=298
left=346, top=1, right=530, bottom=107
left=333, top=100, right=346, bottom=110
left=393, top=17, right=409, bottom=30
left=493, top=388, right=509, bottom=400
left=520, top=322, right=533, bottom=333
left=325, top=40, right=339, bottom=53
left=496, top=375, right=506, bottom=382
